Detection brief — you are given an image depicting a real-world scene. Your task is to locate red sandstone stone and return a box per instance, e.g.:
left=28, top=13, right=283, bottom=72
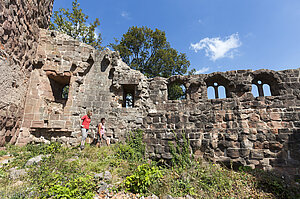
left=24, top=105, right=33, bottom=114
left=253, top=142, right=263, bottom=149
left=269, top=142, right=283, bottom=151
left=270, top=112, right=281, bottom=121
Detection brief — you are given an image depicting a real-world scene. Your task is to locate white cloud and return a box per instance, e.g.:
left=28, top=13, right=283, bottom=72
left=190, top=33, right=242, bottom=61
left=121, top=11, right=130, bottom=19
left=195, top=67, right=210, bottom=74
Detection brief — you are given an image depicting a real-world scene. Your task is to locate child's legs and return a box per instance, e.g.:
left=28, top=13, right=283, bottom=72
left=102, top=134, right=110, bottom=145
left=96, top=133, right=101, bottom=147
left=106, top=139, right=110, bottom=145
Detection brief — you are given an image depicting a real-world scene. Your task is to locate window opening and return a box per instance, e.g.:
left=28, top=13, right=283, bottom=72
left=207, top=86, right=215, bottom=99
left=168, top=82, right=186, bottom=100
left=207, top=82, right=227, bottom=99
left=123, top=85, right=135, bottom=108
left=251, top=84, right=259, bottom=97
left=263, top=84, right=271, bottom=96
left=218, top=86, right=226, bottom=99
left=252, top=79, right=272, bottom=97
left=47, top=71, right=70, bottom=104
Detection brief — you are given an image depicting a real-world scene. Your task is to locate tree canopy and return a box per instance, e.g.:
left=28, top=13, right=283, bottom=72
left=49, top=0, right=103, bottom=50
left=110, top=26, right=190, bottom=78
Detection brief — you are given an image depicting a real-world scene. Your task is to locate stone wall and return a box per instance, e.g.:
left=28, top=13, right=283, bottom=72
left=0, top=0, right=54, bottom=146
left=17, top=28, right=300, bottom=179
left=144, top=69, right=300, bottom=180
left=19, top=29, right=150, bottom=145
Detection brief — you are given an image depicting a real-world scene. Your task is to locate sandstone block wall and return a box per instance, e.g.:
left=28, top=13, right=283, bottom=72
left=19, top=30, right=150, bottom=145
left=0, top=0, right=54, bottom=145
left=143, top=69, right=300, bottom=179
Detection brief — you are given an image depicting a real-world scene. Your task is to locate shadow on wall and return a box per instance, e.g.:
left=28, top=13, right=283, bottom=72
left=288, top=127, right=300, bottom=180
left=31, top=130, right=72, bottom=143
left=101, top=55, right=110, bottom=72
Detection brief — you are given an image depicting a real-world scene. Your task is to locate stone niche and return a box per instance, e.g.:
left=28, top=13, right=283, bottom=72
left=46, top=71, right=71, bottom=106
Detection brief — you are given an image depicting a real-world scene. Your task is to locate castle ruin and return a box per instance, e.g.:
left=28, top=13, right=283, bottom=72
left=1, top=0, right=300, bottom=179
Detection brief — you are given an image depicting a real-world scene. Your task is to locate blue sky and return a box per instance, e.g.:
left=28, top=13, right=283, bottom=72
left=52, top=0, right=300, bottom=74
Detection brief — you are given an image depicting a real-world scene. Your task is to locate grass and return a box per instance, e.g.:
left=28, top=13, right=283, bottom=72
left=0, top=132, right=299, bottom=198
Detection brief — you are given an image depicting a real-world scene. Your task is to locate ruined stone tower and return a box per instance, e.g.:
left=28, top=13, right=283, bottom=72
left=0, top=0, right=54, bottom=146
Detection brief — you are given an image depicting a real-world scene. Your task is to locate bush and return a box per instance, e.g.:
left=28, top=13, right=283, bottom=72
left=124, top=164, right=163, bottom=194
left=116, top=130, right=145, bottom=161
left=26, top=142, right=62, bottom=156
left=47, top=175, right=96, bottom=199
left=169, top=131, right=193, bottom=169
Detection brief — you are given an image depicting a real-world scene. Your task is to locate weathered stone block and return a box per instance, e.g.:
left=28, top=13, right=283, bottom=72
left=269, top=112, right=281, bottom=121
left=50, top=120, right=65, bottom=128
left=153, top=117, right=160, bottom=123
left=250, top=150, right=264, bottom=160
left=240, top=149, right=250, bottom=157
left=31, top=121, right=44, bottom=128
left=227, top=148, right=240, bottom=158
left=269, top=141, right=283, bottom=151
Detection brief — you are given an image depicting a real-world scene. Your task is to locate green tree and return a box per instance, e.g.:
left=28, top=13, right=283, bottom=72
left=49, top=0, right=103, bottom=50
left=188, top=68, right=197, bottom=75
left=110, top=26, right=190, bottom=78
left=168, top=83, right=186, bottom=100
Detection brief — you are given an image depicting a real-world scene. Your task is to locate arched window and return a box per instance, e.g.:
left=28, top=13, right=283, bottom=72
left=207, top=86, right=215, bottom=99
left=205, top=75, right=230, bottom=99
left=251, top=84, right=259, bottom=97
left=168, top=82, right=186, bottom=100
left=252, top=72, right=280, bottom=97
left=218, top=86, right=226, bottom=99
left=206, top=82, right=227, bottom=99
left=252, top=79, right=272, bottom=97
left=263, top=84, right=271, bottom=96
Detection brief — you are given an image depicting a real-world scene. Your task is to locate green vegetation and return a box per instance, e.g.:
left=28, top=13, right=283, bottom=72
left=116, top=130, right=146, bottom=161
left=0, top=132, right=299, bottom=198
left=124, top=164, right=163, bottom=194
left=110, top=26, right=190, bottom=79
left=50, top=0, right=103, bottom=50
left=0, top=150, right=7, bottom=157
